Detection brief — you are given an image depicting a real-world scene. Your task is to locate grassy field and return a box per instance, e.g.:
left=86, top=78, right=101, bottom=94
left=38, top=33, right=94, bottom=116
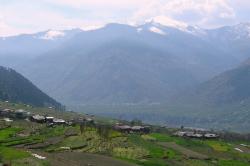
left=0, top=102, right=250, bottom=166
left=1, top=124, right=250, bottom=166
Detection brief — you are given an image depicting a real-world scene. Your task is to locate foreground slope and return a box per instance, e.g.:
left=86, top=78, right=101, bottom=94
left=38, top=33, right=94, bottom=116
left=0, top=102, right=249, bottom=166
left=0, top=66, right=61, bottom=107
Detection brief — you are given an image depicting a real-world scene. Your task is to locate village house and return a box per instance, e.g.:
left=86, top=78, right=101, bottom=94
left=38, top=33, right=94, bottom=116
left=175, top=131, right=187, bottom=137
left=114, top=124, right=150, bottom=134
left=184, top=127, right=207, bottom=132
left=114, top=125, right=131, bottom=133
left=15, top=109, right=30, bottom=119
left=45, top=116, right=54, bottom=123
left=191, top=133, right=203, bottom=138
left=174, top=131, right=196, bottom=138
left=131, top=126, right=144, bottom=132
left=86, top=117, right=94, bottom=123
left=53, top=118, right=66, bottom=125
left=183, top=131, right=196, bottom=138
left=131, top=126, right=150, bottom=134
left=0, top=108, right=30, bottom=120
left=30, top=115, right=45, bottom=123
left=3, top=118, right=13, bottom=122
left=174, top=130, right=219, bottom=139
left=0, top=109, right=15, bottom=117
left=204, top=133, right=218, bottom=139
left=70, top=117, right=94, bottom=126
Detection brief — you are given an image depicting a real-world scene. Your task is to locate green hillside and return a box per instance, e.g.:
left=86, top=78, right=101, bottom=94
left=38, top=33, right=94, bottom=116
left=0, top=102, right=250, bottom=166
left=0, top=66, right=61, bottom=108
left=193, top=60, right=250, bottom=105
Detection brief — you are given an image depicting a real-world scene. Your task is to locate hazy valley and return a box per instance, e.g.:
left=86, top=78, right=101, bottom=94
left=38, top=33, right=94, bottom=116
left=1, top=22, right=250, bottom=131
left=1, top=1, right=250, bottom=165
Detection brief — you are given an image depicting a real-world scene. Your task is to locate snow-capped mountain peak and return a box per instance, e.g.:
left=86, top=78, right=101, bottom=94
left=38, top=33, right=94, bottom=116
left=149, top=26, right=166, bottom=35
left=235, top=22, right=250, bottom=29
left=137, top=28, right=143, bottom=33
left=216, top=22, right=250, bottom=40
left=186, top=25, right=207, bottom=36
left=143, top=16, right=206, bottom=36
left=39, top=30, right=65, bottom=40
left=232, top=23, right=250, bottom=38
left=148, top=16, right=188, bottom=31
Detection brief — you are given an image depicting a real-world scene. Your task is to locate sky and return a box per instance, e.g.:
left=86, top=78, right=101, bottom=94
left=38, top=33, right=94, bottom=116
left=0, top=0, right=250, bottom=36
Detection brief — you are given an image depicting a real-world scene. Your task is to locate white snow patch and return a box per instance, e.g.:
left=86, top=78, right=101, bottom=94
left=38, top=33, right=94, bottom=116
left=137, top=28, right=143, bottom=33
left=186, top=25, right=207, bottom=36
left=149, top=26, right=166, bottom=35
left=40, top=30, right=65, bottom=40
left=145, top=16, right=206, bottom=36
left=148, top=16, right=188, bottom=31
left=230, top=23, right=250, bottom=40
left=32, top=153, right=46, bottom=160
left=81, top=24, right=105, bottom=31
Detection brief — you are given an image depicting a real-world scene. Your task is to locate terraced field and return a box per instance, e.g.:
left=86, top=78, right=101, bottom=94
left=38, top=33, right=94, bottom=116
left=31, top=151, right=136, bottom=166
left=158, top=142, right=209, bottom=160
left=0, top=103, right=250, bottom=166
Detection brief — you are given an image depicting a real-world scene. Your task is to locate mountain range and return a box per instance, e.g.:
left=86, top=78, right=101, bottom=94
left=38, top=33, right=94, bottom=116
left=167, top=59, right=250, bottom=132
left=1, top=21, right=250, bottom=130
left=6, top=21, right=249, bottom=105
left=0, top=29, right=82, bottom=67
left=191, top=58, right=250, bottom=106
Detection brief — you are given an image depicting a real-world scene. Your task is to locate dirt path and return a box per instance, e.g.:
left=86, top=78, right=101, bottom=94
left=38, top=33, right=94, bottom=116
left=158, top=142, right=209, bottom=160
left=34, top=151, right=137, bottom=166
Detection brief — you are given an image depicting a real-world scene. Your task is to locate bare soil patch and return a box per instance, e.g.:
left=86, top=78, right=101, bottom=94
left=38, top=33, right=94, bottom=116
left=35, top=151, right=137, bottom=166
left=159, top=142, right=209, bottom=160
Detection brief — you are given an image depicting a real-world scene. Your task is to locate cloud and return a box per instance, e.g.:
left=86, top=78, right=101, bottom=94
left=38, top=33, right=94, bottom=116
left=46, top=0, right=148, bottom=9
left=0, top=14, right=21, bottom=36
left=131, top=0, right=236, bottom=28
left=0, top=0, right=249, bottom=36
left=0, top=2, right=107, bottom=36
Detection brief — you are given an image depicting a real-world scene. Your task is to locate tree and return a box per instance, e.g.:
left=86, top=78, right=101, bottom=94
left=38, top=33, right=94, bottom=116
left=0, top=154, right=2, bottom=163
left=130, top=119, right=142, bottom=126
left=80, top=122, right=86, bottom=134
left=96, top=124, right=112, bottom=141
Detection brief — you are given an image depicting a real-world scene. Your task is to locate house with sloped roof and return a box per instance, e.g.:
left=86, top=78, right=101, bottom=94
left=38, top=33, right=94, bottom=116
left=53, top=118, right=66, bottom=125
left=15, top=109, right=30, bottom=119
left=45, top=116, right=54, bottom=123
left=114, top=125, right=131, bottom=133
left=30, top=115, right=45, bottom=123
left=204, top=133, right=218, bottom=139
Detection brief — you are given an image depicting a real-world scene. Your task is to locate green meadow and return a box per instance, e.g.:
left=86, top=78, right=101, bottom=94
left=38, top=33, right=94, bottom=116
left=0, top=103, right=250, bottom=166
